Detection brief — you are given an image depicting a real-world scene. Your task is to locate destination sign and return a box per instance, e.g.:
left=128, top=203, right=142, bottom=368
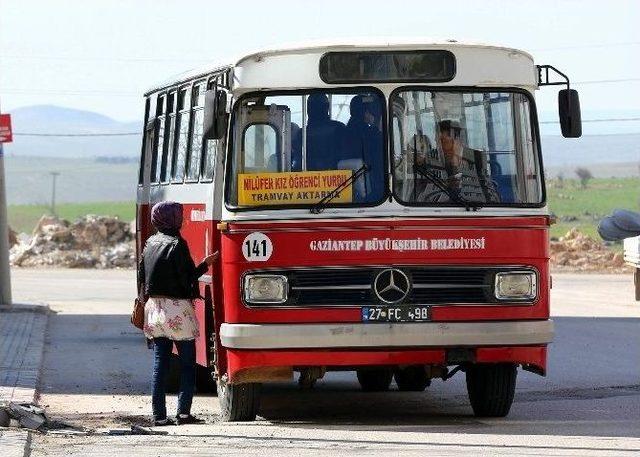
left=237, top=170, right=353, bottom=206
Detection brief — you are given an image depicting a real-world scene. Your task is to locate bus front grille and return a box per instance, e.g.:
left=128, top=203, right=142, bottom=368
left=244, top=266, right=518, bottom=308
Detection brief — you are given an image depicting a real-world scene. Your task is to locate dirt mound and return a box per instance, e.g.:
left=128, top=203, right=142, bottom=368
left=10, top=215, right=135, bottom=269
left=550, top=228, right=630, bottom=273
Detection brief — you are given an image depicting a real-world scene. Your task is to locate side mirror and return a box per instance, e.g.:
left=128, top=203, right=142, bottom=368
left=203, top=89, right=217, bottom=140
left=558, top=89, right=582, bottom=138
left=203, top=89, right=228, bottom=140
left=215, top=90, right=228, bottom=139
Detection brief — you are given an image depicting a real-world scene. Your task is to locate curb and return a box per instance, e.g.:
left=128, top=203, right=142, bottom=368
left=0, top=303, right=51, bottom=314
left=0, top=303, right=50, bottom=456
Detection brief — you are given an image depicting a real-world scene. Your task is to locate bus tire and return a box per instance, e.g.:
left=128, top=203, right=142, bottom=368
left=466, top=363, right=517, bottom=417
left=394, top=366, right=431, bottom=391
left=165, top=354, right=180, bottom=394
left=217, top=378, right=261, bottom=421
left=356, top=368, right=393, bottom=392
left=195, top=366, right=217, bottom=393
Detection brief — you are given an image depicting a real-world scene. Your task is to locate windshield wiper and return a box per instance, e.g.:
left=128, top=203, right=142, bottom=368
left=412, top=163, right=482, bottom=211
left=310, top=165, right=368, bottom=214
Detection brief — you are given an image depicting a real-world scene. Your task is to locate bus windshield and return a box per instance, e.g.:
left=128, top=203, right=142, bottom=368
left=226, top=89, right=386, bottom=209
left=391, top=89, right=542, bottom=206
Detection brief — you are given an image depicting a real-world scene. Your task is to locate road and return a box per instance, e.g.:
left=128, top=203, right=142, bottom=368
left=11, top=268, right=640, bottom=456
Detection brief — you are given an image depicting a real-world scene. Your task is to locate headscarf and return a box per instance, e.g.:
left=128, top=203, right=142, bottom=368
left=151, top=201, right=183, bottom=233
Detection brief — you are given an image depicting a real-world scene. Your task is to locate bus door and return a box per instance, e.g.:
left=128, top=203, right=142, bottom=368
left=201, top=82, right=232, bottom=377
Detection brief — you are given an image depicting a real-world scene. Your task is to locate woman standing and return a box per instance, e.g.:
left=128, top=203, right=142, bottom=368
left=138, top=201, right=217, bottom=426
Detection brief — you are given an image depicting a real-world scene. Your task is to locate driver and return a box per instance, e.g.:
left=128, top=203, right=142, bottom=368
left=437, top=120, right=464, bottom=192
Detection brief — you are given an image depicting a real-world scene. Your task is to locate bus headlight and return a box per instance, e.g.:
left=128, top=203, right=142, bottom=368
left=244, top=275, right=288, bottom=303
left=495, top=272, right=537, bottom=300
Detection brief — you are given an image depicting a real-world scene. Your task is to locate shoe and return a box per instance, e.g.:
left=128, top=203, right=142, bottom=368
left=175, top=414, right=205, bottom=425
left=153, top=417, right=176, bottom=426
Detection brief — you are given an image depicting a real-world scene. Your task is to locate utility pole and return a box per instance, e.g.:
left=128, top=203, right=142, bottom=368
left=50, top=171, right=60, bottom=216
left=0, top=99, right=12, bottom=306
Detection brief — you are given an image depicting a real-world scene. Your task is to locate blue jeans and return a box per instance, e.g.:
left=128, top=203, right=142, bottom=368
left=152, top=337, right=196, bottom=420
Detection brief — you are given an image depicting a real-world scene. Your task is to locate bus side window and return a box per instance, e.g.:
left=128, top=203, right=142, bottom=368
left=138, top=97, right=151, bottom=185
left=152, top=94, right=166, bottom=183
left=172, top=87, right=190, bottom=182
left=201, top=139, right=219, bottom=181
left=160, top=91, right=177, bottom=183
left=186, top=83, right=205, bottom=181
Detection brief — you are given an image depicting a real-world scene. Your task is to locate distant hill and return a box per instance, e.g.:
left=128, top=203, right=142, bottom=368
left=3, top=105, right=142, bottom=158
left=541, top=133, right=640, bottom=168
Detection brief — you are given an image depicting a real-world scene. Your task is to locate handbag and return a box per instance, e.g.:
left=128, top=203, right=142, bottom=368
left=131, top=297, right=145, bottom=330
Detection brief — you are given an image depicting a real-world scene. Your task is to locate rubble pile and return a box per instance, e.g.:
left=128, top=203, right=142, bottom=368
left=550, top=228, right=630, bottom=272
left=10, top=215, right=135, bottom=269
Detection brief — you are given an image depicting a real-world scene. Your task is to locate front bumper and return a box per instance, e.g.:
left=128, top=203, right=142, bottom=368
left=220, top=319, right=554, bottom=349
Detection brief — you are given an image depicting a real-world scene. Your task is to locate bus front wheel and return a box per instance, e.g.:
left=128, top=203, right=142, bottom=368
left=217, top=377, right=261, bottom=421
left=466, top=363, right=517, bottom=417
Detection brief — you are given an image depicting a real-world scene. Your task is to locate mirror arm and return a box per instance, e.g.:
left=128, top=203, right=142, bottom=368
left=537, top=64, right=571, bottom=90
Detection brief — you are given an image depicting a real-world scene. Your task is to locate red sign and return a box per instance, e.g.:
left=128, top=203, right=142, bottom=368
left=0, top=114, right=13, bottom=143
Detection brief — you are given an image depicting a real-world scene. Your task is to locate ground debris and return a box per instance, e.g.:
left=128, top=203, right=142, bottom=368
left=1, top=402, right=47, bottom=431
left=550, top=228, right=631, bottom=273
left=9, top=214, right=135, bottom=269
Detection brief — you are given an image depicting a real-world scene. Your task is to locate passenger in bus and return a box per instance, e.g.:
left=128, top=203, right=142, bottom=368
left=138, top=201, right=218, bottom=426
left=305, top=93, right=345, bottom=170
left=342, top=95, right=384, bottom=200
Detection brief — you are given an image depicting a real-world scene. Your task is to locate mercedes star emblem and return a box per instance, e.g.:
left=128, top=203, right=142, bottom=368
left=373, top=268, right=411, bottom=304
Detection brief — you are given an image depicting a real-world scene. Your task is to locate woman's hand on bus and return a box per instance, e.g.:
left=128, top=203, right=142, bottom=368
left=203, top=251, right=219, bottom=266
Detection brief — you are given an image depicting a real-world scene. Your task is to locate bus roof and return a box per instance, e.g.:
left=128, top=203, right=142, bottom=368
left=144, top=39, right=536, bottom=95
left=234, top=38, right=534, bottom=65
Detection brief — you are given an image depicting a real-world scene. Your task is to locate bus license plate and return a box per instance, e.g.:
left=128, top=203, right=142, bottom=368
left=361, top=306, right=431, bottom=322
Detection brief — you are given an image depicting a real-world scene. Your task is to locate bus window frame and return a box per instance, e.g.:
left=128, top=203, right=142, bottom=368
left=143, top=70, right=230, bottom=187
left=170, top=84, right=193, bottom=184
left=138, top=97, right=150, bottom=185
left=151, top=92, right=167, bottom=185
left=184, top=79, right=207, bottom=184
left=388, top=85, right=546, bottom=209
left=160, top=90, right=178, bottom=184
left=240, top=121, right=282, bottom=171
left=224, top=86, right=390, bottom=213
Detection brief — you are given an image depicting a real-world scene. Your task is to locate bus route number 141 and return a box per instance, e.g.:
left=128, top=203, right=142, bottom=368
left=242, top=232, right=273, bottom=262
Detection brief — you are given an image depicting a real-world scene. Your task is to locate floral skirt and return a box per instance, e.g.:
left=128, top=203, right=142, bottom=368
left=143, top=297, right=200, bottom=341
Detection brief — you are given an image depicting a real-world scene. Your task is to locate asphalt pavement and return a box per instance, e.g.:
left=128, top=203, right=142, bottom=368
left=10, top=268, right=640, bottom=456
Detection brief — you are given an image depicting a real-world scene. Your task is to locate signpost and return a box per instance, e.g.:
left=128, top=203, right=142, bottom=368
left=0, top=114, right=12, bottom=143
left=0, top=109, right=12, bottom=305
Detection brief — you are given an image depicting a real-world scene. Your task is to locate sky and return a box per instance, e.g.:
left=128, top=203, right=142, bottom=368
left=1, top=0, right=639, bottom=131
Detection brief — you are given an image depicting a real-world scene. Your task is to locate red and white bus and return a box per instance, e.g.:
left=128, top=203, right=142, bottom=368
left=137, top=40, right=582, bottom=421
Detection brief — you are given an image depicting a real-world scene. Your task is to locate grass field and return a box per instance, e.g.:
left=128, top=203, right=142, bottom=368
left=8, top=201, right=135, bottom=233
left=547, top=177, right=640, bottom=239
left=7, top=177, right=639, bottom=239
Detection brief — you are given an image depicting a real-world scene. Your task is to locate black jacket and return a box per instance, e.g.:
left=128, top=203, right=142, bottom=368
left=138, top=231, right=208, bottom=299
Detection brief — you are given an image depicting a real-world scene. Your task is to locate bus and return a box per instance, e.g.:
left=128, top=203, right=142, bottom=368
left=137, top=40, right=582, bottom=421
